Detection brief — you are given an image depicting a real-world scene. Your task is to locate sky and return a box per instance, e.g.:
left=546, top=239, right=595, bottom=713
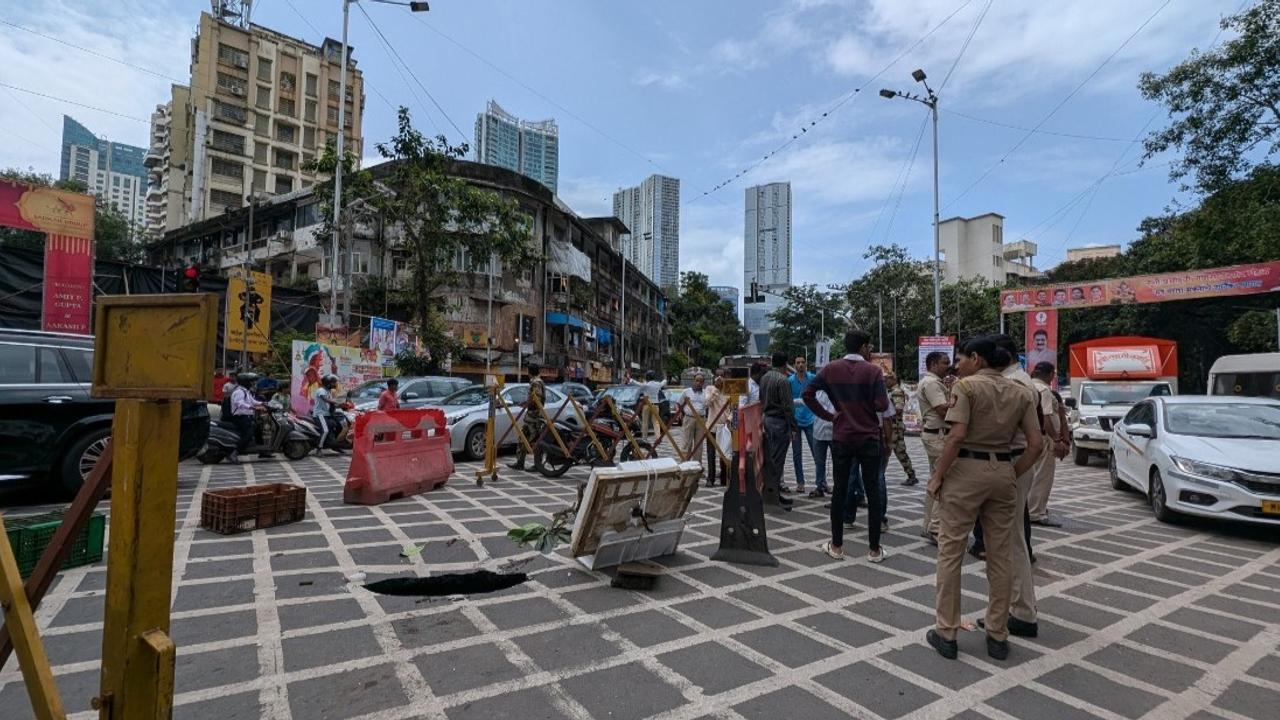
left=0, top=0, right=1246, bottom=299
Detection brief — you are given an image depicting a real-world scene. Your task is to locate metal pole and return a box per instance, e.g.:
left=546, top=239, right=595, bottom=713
left=877, top=293, right=883, bottom=350
left=892, top=295, right=898, bottom=361
left=486, top=254, right=494, bottom=375
left=930, top=96, right=942, bottom=335
left=620, top=237, right=627, bottom=380
left=329, top=0, right=351, bottom=329
left=241, top=197, right=253, bottom=370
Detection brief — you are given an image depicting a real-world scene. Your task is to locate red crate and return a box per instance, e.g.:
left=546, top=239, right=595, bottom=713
left=200, top=484, right=307, bottom=535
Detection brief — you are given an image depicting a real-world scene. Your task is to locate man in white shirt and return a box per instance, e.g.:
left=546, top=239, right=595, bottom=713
left=678, top=373, right=712, bottom=472
left=228, top=373, right=264, bottom=462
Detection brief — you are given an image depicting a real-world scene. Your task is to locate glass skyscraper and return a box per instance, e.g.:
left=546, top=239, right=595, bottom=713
left=613, top=175, right=681, bottom=297
left=744, top=182, right=792, bottom=355
left=60, top=115, right=148, bottom=229
left=474, top=100, right=559, bottom=194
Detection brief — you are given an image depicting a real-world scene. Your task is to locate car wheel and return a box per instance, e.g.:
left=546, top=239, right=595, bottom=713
left=465, top=425, right=487, bottom=461
left=59, top=427, right=111, bottom=496
left=1108, top=452, right=1126, bottom=491
left=1149, top=468, right=1178, bottom=523
left=1073, top=445, right=1090, bottom=466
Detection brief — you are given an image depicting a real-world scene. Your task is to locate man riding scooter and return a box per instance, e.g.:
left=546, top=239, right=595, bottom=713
left=228, top=372, right=268, bottom=462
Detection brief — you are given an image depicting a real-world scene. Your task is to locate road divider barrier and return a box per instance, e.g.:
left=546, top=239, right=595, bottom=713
left=712, top=402, right=777, bottom=566
left=344, top=409, right=453, bottom=504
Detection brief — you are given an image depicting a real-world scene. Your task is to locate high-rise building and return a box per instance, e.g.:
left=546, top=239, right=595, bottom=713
left=612, top=175, right=680, bottom=296
left=145, top=10, right=364, bottom=237
left=743, top=182, right=792, bottom=355
left=474, top=100, right=559, bottom=194
left=59, top=115, right=148, bottom=231
left=710, top=285, right=739, bottom=318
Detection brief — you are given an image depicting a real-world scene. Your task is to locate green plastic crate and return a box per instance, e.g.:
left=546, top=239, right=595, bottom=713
left=3, top=511, right=106, bottom=579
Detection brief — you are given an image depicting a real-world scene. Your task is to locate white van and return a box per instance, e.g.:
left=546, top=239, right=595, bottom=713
left=1207, top=353, right=1280, bottom=399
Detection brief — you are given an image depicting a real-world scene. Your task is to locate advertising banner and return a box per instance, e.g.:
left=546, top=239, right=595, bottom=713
left=815, top=339, right=832, bottom=368
left=370, top=316, right=397, bottom=367
left=1087, top=346, right=1159, bottom=378
left=224, top=269, right=272, bottom=354
left=1024, top=309, right=1058, bottom=372
left=917, top=335, right=955, bottom=379
left=870, top=352, right=895, bottom=376
left=1000, top=260, right=1280, bottom=313
left=290, top=339, right=383, bottom=417
left=0, top=179, right=96, bottom=334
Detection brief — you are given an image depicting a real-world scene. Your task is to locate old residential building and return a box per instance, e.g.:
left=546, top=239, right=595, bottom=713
left=144, top=11, right=364, bottom=237
left=145, top=159, right=668, bottom=382
left=938, top=213, right=1043, bottom=285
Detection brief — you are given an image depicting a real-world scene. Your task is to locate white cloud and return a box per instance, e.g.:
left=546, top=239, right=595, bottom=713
left=632, top=71, right=689, bottom=91
left=557, top=176, right=618, bottom=217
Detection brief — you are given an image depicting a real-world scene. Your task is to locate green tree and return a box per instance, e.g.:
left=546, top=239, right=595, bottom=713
left=0, top=168, right=140, bottom=263
left=305, top=107, right=538, bottom=361
left=1227, top=310, right=1279, bottom=353
left=1139, top=0, right=1280, bottom=193
left=766, top=284, right=848, bottom=362
left=665, top=271, right=748, bottom=377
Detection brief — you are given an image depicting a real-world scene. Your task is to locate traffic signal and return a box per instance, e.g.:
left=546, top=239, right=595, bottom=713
left=182, top=264, right=201, bottom=292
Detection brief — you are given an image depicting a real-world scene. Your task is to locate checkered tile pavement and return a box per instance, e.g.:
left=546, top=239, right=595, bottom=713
left=2, top=437, right=1278, bottom=720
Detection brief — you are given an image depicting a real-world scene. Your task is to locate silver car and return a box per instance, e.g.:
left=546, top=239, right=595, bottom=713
left=350, top=376, right=471, bottom=412
left=438, top=384, right=581, bottom=460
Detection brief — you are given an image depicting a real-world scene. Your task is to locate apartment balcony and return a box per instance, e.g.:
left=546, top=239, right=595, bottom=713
left=266, top=231, right=293, bottom=256
left=144, top=150, right=164, bottom=168
left=1006, top=259, right=1043, bottom=281
left=219, top=249, right=249, bottom=269
left=294, top=224, right=325, bottom=255
left=1002, top=239, right=1038, bottom=260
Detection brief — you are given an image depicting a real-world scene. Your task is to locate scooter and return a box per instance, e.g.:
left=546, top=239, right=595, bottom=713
left=537, top=405, right=653, bottom=478
left=197, top=403, right=313, bottom=464
left=293, top=404, right=355, bottom=454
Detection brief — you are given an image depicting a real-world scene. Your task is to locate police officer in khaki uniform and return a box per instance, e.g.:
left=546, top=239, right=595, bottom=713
left=917, top=351, right=952, bottom=541
left=885, top=373, right=919, bottom=485
left=1028, top=361, right=1065, bottom=526
left=927, top=336, right=1042, bottom=661
left=509, top=363, right=546, bottom=471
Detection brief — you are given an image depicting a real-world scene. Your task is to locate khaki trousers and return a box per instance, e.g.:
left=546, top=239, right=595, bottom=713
left=935, top=456, right=1016, bottom=642
left=1010, top=463, right=1038, bottom=623
left=1027, top=445, right=1056, bottom=521
left=921, top=432, right=945, bottom=536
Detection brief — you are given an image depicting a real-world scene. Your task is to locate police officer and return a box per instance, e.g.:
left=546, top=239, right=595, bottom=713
left=509, top=363, right=546, bottom=471
left=926, top=336, right=1042, bottom=661
left=917, top=351, right=952, bottom=541
left=885, top=372, right=918, bottom=485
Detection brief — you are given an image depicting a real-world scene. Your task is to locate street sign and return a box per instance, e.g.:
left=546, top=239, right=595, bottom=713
left=815, top=339, right=832, bottom=368
left=224, top=269, right=271, bottom=354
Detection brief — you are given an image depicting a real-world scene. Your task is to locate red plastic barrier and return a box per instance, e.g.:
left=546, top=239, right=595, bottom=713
left=736, top=402, right=764, bottom=493
left=344, top=409, right=453, bottom=505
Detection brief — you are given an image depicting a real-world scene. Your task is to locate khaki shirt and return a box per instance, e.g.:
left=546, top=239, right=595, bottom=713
left=917, top=373, right=949, bottom=430
left=1031, top=378, right=1060, bottom=436
left=529, top=376, right=545, bottom=406
left=1001, top=365, right=1039, bottom=450
left=945, top=369, right=1039, bottom=453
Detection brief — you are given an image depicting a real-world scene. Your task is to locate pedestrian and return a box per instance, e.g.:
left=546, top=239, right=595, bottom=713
left=706, top=374, right=731, bottom=486
left=679, top=372, right=713, bottom=478
left=509, top=363, right=546, bottom=471
left=228, top=372, right=266, bottom=462
left=377, top=378, right=401, bottom=412
left=844, top=386, right=895, bottom=533
left=803, top=329, right=890, bottom=562
left=810, top=389, right=836, bottom=498
left=630, top=370, right=665, bottom=440
left=885, top=372, right=919, bottom=486
left=759, top=353, right=796, bottom=507
left=1028, top=362, right=1064, bottom=526
left=789, top=356, right=817, bottom=492
left=312, top=374, right=338, bottom=455
left=917, top=351, right=952, bottom=543
left=926, top=336, right=1043, bottom=661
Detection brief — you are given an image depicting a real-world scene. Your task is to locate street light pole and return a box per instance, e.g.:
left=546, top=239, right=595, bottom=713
left=881, top=68, right=941, bottom=335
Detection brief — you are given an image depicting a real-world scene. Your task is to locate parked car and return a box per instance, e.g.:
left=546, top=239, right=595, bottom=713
left=0, top=329, right=209, bottom=495
left=664, top=388, right=684, bottom=425
left=1108, top=395, right=1280, bottom=526
left=435, top=384, right=580, bottom=460
left=596, top=385, right=643, bottom=414
left=549, top=382, right=595, bottom=407
left=349, top=376, right=471, bottom=411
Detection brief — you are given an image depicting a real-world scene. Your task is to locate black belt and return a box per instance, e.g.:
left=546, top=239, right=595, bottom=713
left=1011, top=448, right=1025, bottom=458
left=922, top=427, right=945, bottom=434
left=957, top=449, right=1012, bottom=462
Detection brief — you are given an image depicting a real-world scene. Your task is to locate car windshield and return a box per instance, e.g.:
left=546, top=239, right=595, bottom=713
left=441, top=387, right=486, bottom=407
left=1165, top=402, right=1280, bottom=440
left=1080, top=382, right=1171, bottom=406
left=349, top=380, right=389, bottom=400
left=601, top=386, right=641, bottom=404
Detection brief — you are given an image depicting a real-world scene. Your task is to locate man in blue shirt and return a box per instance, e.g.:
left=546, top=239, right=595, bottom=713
left=789, top=356, right=817, bottom=492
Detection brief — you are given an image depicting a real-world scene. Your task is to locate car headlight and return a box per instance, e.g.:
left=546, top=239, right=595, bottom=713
left=1080, top=416, right=1099, bottom=426
left=1171, top=456, right=1240, bottom=483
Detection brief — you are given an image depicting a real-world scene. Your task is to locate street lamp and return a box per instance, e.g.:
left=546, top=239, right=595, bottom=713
left=330, top=0, right=429, bottom=328
left=881, top=68, right=941, bottom=335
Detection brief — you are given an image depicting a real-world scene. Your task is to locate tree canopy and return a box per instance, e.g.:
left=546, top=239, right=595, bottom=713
left=766, top=284, right=849, bottom=362
left=665, top=271, right=748, bottom=377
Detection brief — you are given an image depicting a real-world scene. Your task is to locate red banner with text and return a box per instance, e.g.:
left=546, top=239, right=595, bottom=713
left=0, top=179, right=96, bottom=334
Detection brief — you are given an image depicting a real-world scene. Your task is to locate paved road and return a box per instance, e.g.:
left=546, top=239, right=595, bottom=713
left=1, top=438, right=1278, bottom=720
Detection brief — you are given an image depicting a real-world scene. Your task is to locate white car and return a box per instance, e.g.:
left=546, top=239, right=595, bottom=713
left=1108, top=396, right=1280, bottom=526
left=434, top=384, right=580, bottom=460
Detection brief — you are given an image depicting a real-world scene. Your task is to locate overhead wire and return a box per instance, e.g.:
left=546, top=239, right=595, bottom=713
left=279, top=0, right=398, bottom=115
left=0, top=82, right=149, bottom=123
left=938, top=0, right=993, bottom=92
left=0, top=18, right=187, bottom=84
left=878, top=115, right=931, bottom=250
left=942, top=0, right=1175, bottom=212
left=350, top=2, right=445, bottom=137
left=942, top=109, right=1138, bottom=143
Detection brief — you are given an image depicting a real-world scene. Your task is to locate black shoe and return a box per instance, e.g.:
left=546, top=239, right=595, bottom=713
left=987, top=635, right=1010, bottom=660
left=977, top=616, right=1038, bottom=638
left=258, top=452, right=276, bottom=459
left=969, top=544, right=986, bottom=561
left=780, top=486, right=792, bottom=494
left=808, top=489, right=826, bottom=498
left=507, top=461, right=525, bottom=471
left=901, top=478, right=918, bottom=486
left=926, top=629, right=958, bottom=659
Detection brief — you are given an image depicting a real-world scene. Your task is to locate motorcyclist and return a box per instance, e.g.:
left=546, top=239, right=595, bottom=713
left=229, top=372, right=267, bottom=462
left=312, top=375, right=342, bottom=455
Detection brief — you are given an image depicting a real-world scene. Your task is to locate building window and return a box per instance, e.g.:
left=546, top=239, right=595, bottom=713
left=256, top=85, right=270, bottom=109
left=350, top=252, right=368, bottom=274
left=217, top=43, right=248, bottom=69
left=278, top=98, right=295, bottom=117
left=303, top=126, right=316, bottom=149
left=276, top=122, right=297, bottom=144
left=254, top=142, right=268, bottom=164
left=305, top=73, right=318, bottom=97
left=304, top=99, right=317, bottom=123
left=210, top=130, right=245, bottom=154
left=211, top=157, right=243, bottom=179
left=216, top=72, right=247, bottom=97
left=302, top=153, right=314, bottom=170
left=328, top=79, right=340, bottom=98
left=253, top=169, right=266, bottom=192
left=326, top=105, right=339, bottom=124
left=257, top=57, right=272, bottom=82
left=274, top=176, right=293, bottom=195
left=296, top=202, right=321, bottom=228
left=213, top=100, right=247, bottom=124
left=273, top=149, right=296, bottom=171
left=279, top=71, right=296, bottom=92
left=209, top=189, right=241, bottom=209
left=254, top=113, right=269, bottom=137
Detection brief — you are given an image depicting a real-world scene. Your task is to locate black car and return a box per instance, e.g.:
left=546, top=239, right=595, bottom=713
left=0, top=329, right=209, bottom=495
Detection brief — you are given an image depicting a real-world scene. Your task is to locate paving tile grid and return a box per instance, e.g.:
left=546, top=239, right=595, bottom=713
left=1, top=435, right=1278, bottom=720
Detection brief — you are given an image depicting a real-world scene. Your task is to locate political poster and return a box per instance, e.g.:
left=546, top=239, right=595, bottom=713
left=290, top=339, right=383, bottom=417
left=917, top=336, right=955, bottom=379
left=369, top=316, right=397, bottom=367
left=224, top=269, right=272, bottom=354
left=1024, top=309, right=1058, bottom=373
left=999, top=260, right=1280, bottom=313
left=0, top=179, right=96, bottom=334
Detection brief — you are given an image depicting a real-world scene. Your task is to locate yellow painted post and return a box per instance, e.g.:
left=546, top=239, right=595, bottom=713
left=527, top=392, right=571, bottom=458
left=0, top=516, right=66, bottom=720
left=97, top=399, right=181, bottom=719
left=604, top=396, right=645, bottom=457
left=475, top=384, right=500, bottom=486
left=565, top=397, right=610, bottom=463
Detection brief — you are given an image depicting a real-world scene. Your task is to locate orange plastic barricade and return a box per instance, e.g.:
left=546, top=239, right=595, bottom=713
left=344, top=409, right=453, bottom=505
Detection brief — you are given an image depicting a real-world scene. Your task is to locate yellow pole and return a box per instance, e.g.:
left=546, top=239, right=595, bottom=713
left=565, top=397, right=610, bottom=463
left=476, top=384, right=499, bottom=485
left=97, top=399, right=180, bottom=719
left=0, top=515, right=66, bottom=720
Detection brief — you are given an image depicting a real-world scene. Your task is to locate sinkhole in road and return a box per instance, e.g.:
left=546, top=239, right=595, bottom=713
left=363, top=570, right=529, bottom=596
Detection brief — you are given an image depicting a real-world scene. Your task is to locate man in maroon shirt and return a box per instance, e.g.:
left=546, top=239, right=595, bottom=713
left=803, top=329, right=890, bottom=562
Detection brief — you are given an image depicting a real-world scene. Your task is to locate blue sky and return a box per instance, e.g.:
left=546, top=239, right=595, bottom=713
left=0, top=0, right=1243, bottom=293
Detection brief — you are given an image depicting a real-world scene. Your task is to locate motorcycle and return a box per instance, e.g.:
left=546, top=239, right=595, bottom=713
left=537, top=404, right=654, bottom=478
left=197, top=403, right=314, bottom=464
left=292, top=401, right=356, bottom=454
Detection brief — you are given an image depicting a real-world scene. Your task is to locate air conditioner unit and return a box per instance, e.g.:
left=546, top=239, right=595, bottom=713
left=234, top=56, right=249, bottom=69
left=231, top=87, right=246, bottom=97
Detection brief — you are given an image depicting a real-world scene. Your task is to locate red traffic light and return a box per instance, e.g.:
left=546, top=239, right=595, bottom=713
left=182, top=265, right=201, bottom=292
